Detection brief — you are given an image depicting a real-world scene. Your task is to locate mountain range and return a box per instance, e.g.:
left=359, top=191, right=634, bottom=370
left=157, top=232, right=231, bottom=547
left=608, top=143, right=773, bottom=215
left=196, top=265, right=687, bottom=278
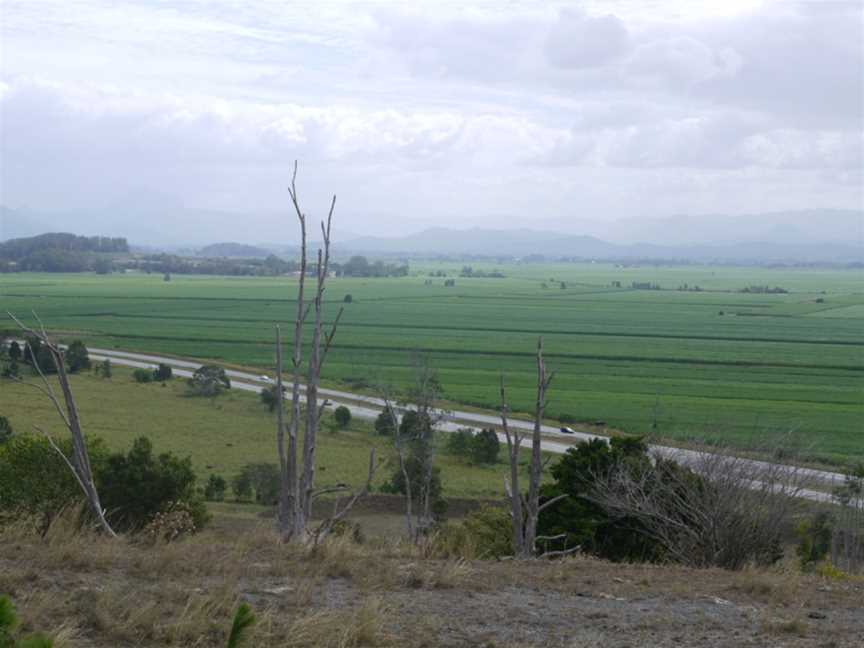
left=2, top=205, right=861, bottom=263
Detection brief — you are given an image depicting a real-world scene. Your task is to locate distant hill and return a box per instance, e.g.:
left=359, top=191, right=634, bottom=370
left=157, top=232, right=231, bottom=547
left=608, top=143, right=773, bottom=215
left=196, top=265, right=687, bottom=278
left=197, top=242, right=271, bottom=258
left=0, top=232, right=129, bottom=272
left=340, top=227, right=864, bottom=263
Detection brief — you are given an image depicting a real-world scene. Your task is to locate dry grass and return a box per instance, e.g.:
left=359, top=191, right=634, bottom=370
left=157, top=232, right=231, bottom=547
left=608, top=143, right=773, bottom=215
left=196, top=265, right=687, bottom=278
left=2, top=514, right=863, bottom=648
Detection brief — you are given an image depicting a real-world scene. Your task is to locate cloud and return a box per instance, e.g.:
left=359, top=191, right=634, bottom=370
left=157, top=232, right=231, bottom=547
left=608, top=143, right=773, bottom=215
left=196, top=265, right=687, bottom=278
left=0, top=1, right=860, bottom=239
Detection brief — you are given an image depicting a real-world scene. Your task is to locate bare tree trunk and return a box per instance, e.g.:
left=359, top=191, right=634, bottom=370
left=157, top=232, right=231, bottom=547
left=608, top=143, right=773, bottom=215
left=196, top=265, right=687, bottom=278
left=500, top=337, right=554, bottom=558
left=499, top=375, right=525, bottom=556
left=524, top=337, right=553, bottom=555
left=7, top=312, right=117, bottom=537
left=276, top=162, right=342, bottom=543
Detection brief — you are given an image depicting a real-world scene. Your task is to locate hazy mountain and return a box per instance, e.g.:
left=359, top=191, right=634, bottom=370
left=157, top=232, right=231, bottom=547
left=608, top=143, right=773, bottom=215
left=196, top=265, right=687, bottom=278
left=340, top=227, right=863, bottom=263
left=597, top=209, right=864, bottom=246
left=339, top=228, right=621, bottom=257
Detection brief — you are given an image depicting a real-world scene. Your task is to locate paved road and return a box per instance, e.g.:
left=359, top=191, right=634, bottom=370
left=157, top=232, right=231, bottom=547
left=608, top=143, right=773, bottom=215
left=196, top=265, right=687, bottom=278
left=84, top=346, right=846, bottom=504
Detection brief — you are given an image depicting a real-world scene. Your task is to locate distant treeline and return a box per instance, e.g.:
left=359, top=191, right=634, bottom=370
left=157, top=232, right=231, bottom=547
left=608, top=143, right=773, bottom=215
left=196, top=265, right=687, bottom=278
left=334, top=255, right=408, bottom=278
left=0, top=233, right=128, bottom=273
left=124, top=254, right=299, bottom=276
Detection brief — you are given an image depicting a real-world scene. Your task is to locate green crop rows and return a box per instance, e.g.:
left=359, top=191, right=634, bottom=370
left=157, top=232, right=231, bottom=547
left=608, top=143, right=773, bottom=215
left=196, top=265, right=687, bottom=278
left=2, top=262, right=862, bottom=466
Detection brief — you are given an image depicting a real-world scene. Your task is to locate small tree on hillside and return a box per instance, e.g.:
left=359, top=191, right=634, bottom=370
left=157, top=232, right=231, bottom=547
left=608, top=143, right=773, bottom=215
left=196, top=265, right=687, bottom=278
left=260, top=385, right=279, bottom=413
left=471, top=428, right=501, bottom=465
left=375, top=405, right=397, bottom=436
left=187, top=365, right=230, bottom=397
left=65, top=340, right=91, bottom=373
left=8, top=341, right=21, bottom=362
left=334, top=405, right=351, bottom=429
left=154, top=363, right=173, bottom=381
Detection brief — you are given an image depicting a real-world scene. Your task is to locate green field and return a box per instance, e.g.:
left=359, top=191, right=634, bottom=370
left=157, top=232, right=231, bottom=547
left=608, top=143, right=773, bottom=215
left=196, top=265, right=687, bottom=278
left=2, top=262, right=863, bottom=465
left=0, top=366, right=516, bottom=499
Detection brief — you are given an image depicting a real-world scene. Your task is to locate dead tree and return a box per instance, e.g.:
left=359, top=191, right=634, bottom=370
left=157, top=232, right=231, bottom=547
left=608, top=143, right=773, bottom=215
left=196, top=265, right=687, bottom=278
left=500, top=337, right=562, bottom=557
left=7, top=312, right=117, bottom=537
left=585, top=446, right=807, bottom=569
left=274, top=162, right=352, bottom=543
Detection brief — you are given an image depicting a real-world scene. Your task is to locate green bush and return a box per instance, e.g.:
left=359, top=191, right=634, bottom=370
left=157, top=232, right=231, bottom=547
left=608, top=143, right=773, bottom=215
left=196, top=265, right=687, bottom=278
left=381, top=454, right=446, bottom=518
left=445, top=428, right=500, bottom=465
left=153, top=363, right=173, bottom=381
left=446, top=429, right=474, bottom=457
left=233, top=463, right=280, bottom=505
left=0, top=433, right=106, bottom=533
left=558, top=413, right=576, bottom=424
left=204, top=474, right=227, bottom=502
left=334, top=405, right=352, bottom=428
left=470, top=429, right=500, bottom=465
left=1, top=361, right=19, bottom=380
left=796, top=511, right=833, bottom=568
left=436, top=505, right=513, bottom=559
left=0, top=595, right=54, bottom=648
left=259, top=386, right=279, bottom=412
left=187, top=365, right=230, bottom=397
left=0, top=417, right=11, bottom=444
left=96, top=436, right=208, bottom=532
left=374, top=406, right=397, bottom=436
left=132, top=368, right=153, bottom=383
left=64, top=340, right=90, bottom=374
left=537, top=437, right=665, bottom=562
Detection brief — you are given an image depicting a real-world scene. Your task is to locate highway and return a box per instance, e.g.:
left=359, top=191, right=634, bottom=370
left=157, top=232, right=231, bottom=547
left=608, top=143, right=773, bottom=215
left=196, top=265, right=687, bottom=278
left=83, top=346, right=847, bottom=503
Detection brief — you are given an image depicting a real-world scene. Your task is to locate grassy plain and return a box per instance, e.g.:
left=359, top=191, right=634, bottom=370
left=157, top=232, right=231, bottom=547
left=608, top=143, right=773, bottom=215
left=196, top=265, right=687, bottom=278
left=2, top=262, right=862, bottom=465
left=0, top=366, right=518, bottom=499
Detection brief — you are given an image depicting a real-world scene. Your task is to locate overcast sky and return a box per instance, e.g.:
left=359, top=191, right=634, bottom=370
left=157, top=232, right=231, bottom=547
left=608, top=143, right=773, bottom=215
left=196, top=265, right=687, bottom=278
left=1, top=0, right=862, bottom=241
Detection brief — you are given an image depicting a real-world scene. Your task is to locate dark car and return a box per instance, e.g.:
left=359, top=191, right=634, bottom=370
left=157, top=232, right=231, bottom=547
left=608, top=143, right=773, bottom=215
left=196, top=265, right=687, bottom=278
left=559, top=426, right=575, bottom=434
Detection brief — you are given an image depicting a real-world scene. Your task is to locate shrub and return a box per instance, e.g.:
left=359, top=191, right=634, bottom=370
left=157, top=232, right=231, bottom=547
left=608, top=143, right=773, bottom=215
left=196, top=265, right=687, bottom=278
left=334, top=405, right=352, bottom=428
left=797, top=511, right=833, bottom=568
left=436, top=505, right=513, bottom=559
left=7, top=341, right=21, bottom=362
left=132, top=368, right=153, bottom=383
left=204, top=474, right=227, bottom=501
left=374, top=406, right=397, bottom=436
left=343, top=294, right=353, bottom=303
left=537, top=437, right=664, bottom=562
left=0, top=433, right=107, bottom=533
left=0, top=595, right=54, bottom=648
left=0, top=417, right=11, bottom=444
left=558, top=413, right=576, bottom=424
left=446, top=429, right=474, bottom=457
left=381, top=454, right=446, bottom=518
left=187, top=365, right=230, bottom=397
left=1, top=361, right=19, bottom=379
left=98, top=358, right=112, bottom=379
left=233, top=463, right=281, bottom=505
left=96, top=436, right=208, bottom=532
left=64, top=340, right=90, bottom=373
left=471, top=429, right=500, bottom=465
left=259, top=386, right=279, bottom=412
left=446, top=428, right=500, bottom=465
left=153, top=363, right=173, bottom=381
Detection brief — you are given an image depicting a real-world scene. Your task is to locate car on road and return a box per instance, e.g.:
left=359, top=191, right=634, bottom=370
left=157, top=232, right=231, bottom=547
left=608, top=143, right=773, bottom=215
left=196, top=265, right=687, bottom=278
left=559, top=426, right=575, bottom=434
left=260, top=375, right=272, bottom=383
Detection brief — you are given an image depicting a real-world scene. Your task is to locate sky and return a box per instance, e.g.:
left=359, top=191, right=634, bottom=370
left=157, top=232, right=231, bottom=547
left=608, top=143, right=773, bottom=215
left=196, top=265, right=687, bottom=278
left=0, top=0, right=862, bottom=243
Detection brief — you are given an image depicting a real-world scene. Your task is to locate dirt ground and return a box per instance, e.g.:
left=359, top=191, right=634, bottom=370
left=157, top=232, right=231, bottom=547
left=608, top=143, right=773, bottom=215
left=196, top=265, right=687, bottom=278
left=2, top=506, right=863, bottom=648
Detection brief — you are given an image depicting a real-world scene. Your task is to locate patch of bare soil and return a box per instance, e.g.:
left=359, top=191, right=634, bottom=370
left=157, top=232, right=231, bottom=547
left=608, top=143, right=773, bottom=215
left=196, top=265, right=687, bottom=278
left=1, top=521, right=861, bottom=647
